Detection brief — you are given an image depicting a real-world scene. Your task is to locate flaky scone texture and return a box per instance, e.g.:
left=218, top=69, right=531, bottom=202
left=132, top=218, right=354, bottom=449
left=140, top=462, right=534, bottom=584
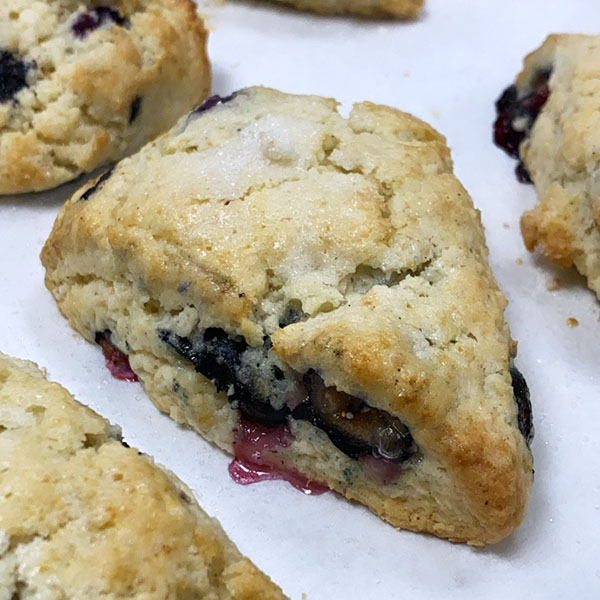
left=0, top=0, right=210, bottom=195
left=267, top=0, right=422, bottom=18
left=42, top=87, right=533, bottom=545
left=0, top=352, right=286, bottom=599
left=516, top=35, right=600, bottom=297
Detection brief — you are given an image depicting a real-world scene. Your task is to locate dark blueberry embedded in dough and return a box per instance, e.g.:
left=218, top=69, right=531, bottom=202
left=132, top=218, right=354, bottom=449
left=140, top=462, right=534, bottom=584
left=293, top=371, right=416, bottom=463
left=515, top=162, right=532, bottom=184
left=493, top=68, right=551, bottom=183
left=159, top=328, right=290, bottom=425
left=72, top=6, right=128, bottom=39
left=510, top=365, right=534, bottom=444
left=129, top=96, right=142, bottom=123
left=80, top=167, right=114, bottom=201
left=192, top=92, right=237, bottom=115
left=180, top=94, right=238, bottom=134
left=279, top=304, right=305, bottom=328
left=159, top=328, right=416, bottom=464
left=0, top=50, right=31, bottom=102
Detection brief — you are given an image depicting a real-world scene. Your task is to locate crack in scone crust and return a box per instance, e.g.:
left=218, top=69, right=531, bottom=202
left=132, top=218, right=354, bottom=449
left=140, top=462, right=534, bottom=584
left=0, top=352, right=286, bottom=599
left=42, top=86, right=533, bottom=545
left=0, top=0, right=210, bottom=194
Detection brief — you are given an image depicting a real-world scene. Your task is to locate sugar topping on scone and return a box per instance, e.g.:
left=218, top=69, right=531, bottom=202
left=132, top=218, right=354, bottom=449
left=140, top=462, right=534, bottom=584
left=42, top=86, right=533, bottom=545
left=0, top=0, right=210, bottom=194
left=0, top=351, right=287, bottom=599
left=494, top=34, right=600, bottom=297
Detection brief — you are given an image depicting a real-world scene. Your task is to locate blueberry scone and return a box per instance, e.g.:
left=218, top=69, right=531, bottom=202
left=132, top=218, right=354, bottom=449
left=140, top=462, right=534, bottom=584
left=42, top=87, right=534, bottom=545
left=266, top=0, right=422, bottom=18
left=0, top=352, right=286, bottom=599
left=0, top=0, right=210, bottom=195
left=494, top=34, right=600, bottom=297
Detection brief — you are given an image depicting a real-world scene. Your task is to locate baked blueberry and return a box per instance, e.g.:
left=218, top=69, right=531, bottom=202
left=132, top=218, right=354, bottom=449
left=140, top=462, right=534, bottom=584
left=80, top=167, right=114, bottom=201
left=193, top=93, right=237, bottom=115
left=159, top=325, right=417, bottom=459
left=279, top=304, right=305, bottom=327
left=72, top=6, right=128, bottom=39
left=159, top=329, right=291, bottom=425
left=293, top=371, right=415, bottom=462
left=493, top=69, right=551, bottom=183
left=510, top=365, right=534, bottom=444
left=0, top=50, right=31, bottom=102
left=129, top=96, right=142, bottom=123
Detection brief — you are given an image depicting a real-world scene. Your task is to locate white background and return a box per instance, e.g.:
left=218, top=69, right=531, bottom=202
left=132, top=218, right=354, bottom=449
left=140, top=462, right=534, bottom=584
left=2, top=1, right=600, bottom=597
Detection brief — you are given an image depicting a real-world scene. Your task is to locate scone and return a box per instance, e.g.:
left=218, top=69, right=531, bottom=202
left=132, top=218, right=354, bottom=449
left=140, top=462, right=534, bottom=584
left=265, top=0, right=422, bottom=18
left=0, top=352, right=286, bottom=599
left=0, top=0, right=210, bottom=195
left=42, top=87, right=534, bottom=545
left=494, top=34, right=600, bottom=297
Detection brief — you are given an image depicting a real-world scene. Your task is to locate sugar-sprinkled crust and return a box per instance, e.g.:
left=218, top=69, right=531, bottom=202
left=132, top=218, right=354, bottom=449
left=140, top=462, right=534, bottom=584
left=267, top=0, right=422, bottom=18
left=0, top=0, right=210, bottom=195
left=42, top=86, right=533, bottom=545
left=511, top=35, right=600, bottom=297
left=0, top=351, right=286, bottom=599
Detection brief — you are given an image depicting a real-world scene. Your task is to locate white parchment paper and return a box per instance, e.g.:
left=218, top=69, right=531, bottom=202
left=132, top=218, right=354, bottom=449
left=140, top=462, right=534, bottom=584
left=1, top=1, right=599, bottom=597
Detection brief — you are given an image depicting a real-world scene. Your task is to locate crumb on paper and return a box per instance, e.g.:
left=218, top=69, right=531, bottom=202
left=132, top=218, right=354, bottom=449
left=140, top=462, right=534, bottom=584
left=503, top=223, right=510, bottom=229
left=515, top=258, right=523, bottom=265
left=546, top=277, right=560, bottom=291
left=302, top=594, right=307, bottom=600
left=430, top=108, right=440, bottom=119
left=403, top=71, right=410, bottom=77
left=567, top=317, right=579, bottom=327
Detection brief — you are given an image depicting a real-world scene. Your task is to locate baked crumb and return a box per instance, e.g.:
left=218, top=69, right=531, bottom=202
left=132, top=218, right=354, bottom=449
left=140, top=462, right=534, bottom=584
left=566, top=317, right=579, bottom=327
left=546, top=277, right=560, bottom=291
left=503, top=223, right=510, bottom=229
left=515, top=258, right=523, bottom=265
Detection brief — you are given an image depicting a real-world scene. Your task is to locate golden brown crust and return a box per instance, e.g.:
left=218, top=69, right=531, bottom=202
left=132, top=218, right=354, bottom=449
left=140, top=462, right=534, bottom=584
left=0, top=0, right=211, bottom=195
left=520, top=192, right=576, bottom=268
left=0, top=352, right=286, bottom=599
left=42, top=87, right=532, bottom=545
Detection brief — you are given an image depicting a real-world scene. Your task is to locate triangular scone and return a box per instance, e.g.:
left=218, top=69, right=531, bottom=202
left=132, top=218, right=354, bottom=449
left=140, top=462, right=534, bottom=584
left=0, top=352, right=286, bottom=599
left=267, top=0, right=422, bottom=18
left=42, top=87, right=533, bottom=545
left=494, top=35, right=600, bottom=297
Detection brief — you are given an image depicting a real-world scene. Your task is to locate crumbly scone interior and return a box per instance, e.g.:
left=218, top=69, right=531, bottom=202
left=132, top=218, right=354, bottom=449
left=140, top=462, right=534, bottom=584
left=267, top=0, right=423, bottom=18
left=42, top=87, right=533, bottom=545
left=0, top=352, right=286, bottom=599
left=515, top=35, right=600, bottom=297
left=0, top=0, right=210, bottom=193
